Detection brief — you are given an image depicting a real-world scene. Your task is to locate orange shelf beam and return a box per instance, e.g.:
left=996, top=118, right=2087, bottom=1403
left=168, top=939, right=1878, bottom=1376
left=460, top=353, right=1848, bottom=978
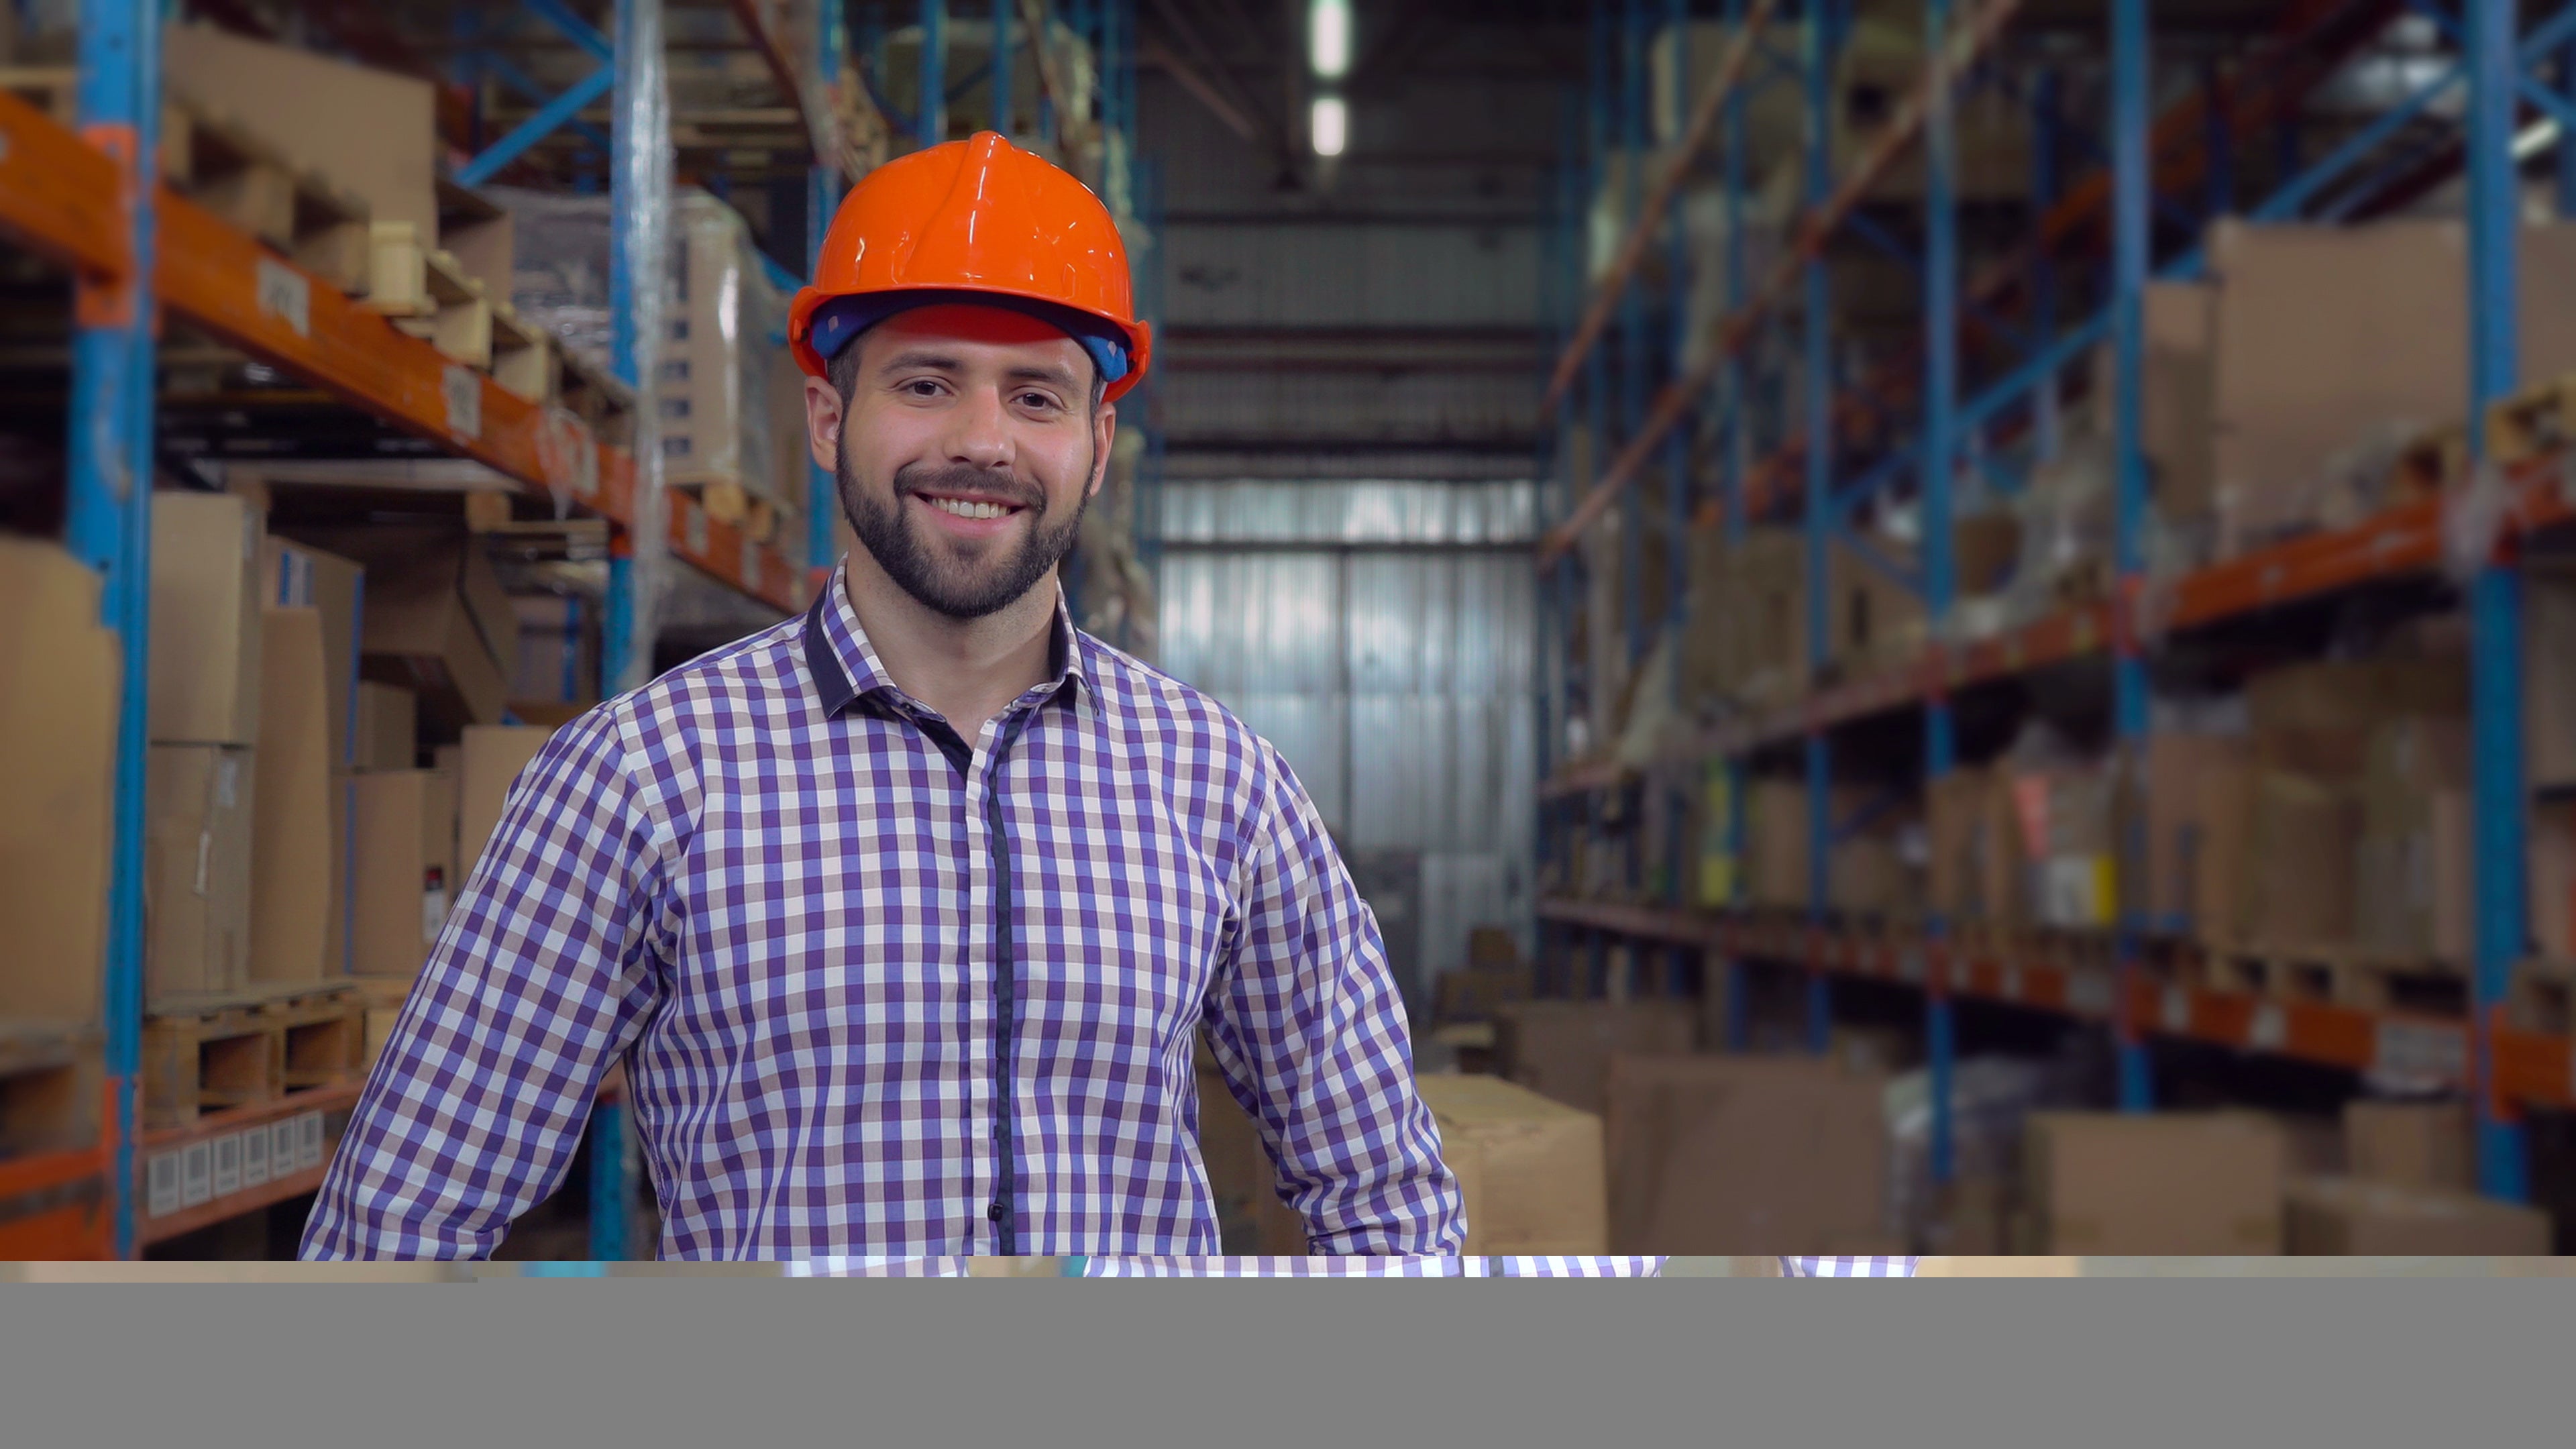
left=1533, top=900, right=2575, bottom=1113
left=0, top=88, right=130, bottom=279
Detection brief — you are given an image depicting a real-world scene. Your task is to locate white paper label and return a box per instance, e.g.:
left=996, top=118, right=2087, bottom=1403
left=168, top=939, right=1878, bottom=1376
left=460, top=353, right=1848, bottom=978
left=2250, top=1003, right=2287, bottom=1051
left=241, top=1125, right=270, bottom=1188
left=299, top=1112, right=325, bottom=1171
left=194, top=829, right=211, bottom=896
left=2066, top=971, right=2114, bottom=1016
left=255, top=256, right=311, bottom=337
left=422, top=867, right=450, bottom=942
left=211, top=1133, right=241, bottom=1198
left=146, top=1150, right=182, bottom=1219
left=2161, top=985, right=2190, bottom=1033
left=2374, top=1020, right=2469, bottom=1085
left=214, top=755, right=239, bottom=809
left=443, top=365, right=483, bottom=439
left=181, top=1142, right=212, bottom=1208
left=271, top=1121, right=299, bottom=1175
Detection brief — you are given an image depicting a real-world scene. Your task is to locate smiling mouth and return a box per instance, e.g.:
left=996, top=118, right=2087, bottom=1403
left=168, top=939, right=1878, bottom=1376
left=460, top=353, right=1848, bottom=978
left=916, top=494, right=1026, bottom=521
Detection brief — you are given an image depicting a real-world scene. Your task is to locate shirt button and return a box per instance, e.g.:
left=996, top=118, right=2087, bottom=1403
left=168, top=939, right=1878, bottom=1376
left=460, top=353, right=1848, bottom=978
left=987, top=1202, right=1004, bottom=1222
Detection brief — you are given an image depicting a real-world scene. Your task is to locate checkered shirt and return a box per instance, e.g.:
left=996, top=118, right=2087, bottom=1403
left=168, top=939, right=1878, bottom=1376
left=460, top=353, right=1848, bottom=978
left=784, top=1256, right=1918, bottom=1277
left=301, top=568, right=1462, bottom=1260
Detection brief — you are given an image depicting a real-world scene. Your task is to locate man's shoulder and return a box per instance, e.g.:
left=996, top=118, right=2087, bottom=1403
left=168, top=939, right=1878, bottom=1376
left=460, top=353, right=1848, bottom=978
left=584, top=612, right=812, bottom=742
left=1075, top=631, right=1273, bottom=759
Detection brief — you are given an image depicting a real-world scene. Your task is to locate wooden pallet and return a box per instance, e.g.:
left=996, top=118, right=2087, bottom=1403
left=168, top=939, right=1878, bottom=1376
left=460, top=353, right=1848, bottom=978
left=671, top=478, right=792, bottom=544
left=163, top=94, right=371, bottom=295
left=2190, top=940, right=2468, bottom=1015
left=488, top=302, right=555, bottom=404
left=142, top=981, right=365, bottom=1130
left=364, top=223, right=496, bottom=366
left=0, top=1021, right=104, bottom=1161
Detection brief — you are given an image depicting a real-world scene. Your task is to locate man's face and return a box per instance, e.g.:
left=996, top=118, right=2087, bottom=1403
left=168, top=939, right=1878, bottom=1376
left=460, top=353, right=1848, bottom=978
left=810, top=305, right=1113, bottom=621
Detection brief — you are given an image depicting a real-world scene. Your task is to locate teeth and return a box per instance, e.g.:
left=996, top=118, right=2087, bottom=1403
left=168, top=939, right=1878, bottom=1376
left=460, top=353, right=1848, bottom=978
left=929, top=496, right=1010, bottom=521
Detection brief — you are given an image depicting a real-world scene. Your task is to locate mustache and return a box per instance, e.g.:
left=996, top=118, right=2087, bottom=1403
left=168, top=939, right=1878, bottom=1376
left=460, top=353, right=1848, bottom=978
left=891, top=462, right=1046, bottom=511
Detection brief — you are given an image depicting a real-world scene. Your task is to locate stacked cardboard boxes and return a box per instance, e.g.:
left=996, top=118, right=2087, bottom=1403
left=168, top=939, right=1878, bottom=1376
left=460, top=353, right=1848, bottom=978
left=2019, top=1112, right=2288, bottom=1252
left=146, top=492, right=264, bottom=1001
left=1417, top=1073, right=1608, bottom=1254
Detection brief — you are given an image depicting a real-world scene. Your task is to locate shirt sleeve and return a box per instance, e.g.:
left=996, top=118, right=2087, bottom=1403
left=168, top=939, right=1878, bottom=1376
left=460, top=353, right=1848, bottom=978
left=1199, top=745, right=1465, bottom=1256
left=1780, top=1256, right=1919, bottom=1277
left=300, top=710, right=670, bottom=1259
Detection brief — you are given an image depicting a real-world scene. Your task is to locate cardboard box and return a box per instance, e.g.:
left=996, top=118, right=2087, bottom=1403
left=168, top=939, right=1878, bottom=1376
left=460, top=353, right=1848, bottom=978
left=2355, top=718, right=2472, bottom=961
left=662, top=194, right=808, bottom=515
left=1491, top=1000, right=1698, bottom=1117
left=1416, top=1073, right=1607, bottom=1254
left=2138, top=733, right=2248, bottom=932
left=2247, top=658, right=2469, bottom=779
left=1926, top=769, right=1986, bottom=920
left=1605, top=1053, right=1889, bottom=1254
left=145, top=744, right=256, bottom=1000
left=2023, top=1112, right=2286, bottom=1252
left=2244, top=770, right=2362, bottom=949
left=2286, top=1177, right=2553, bottom=1254
left=260, top=535, right=363, bottom=768
left=349, top=770, right=458, bottom=981
left=0, top=536, right=118, bottom=1021
left=2530, top=568, right=2576, bottom=791
left=511, top=593, right=598, bottom=706
left=1193, top=1039, right=1306, bottom=1254
left=2194, top=749, right=2257, bottom=943
left=2208, top=219, right=2576, bottom=553
left=457, top=725, right=553, bottom=885
left=248, top=607, right=331, bottom=984
left=149, top=490, right=264, bottom=745
left=162, top=21, right=438, bottom=237
left=2344, top=1100, right=2474, bottom=1191
left=355, top=682, right=418, bottom=771
left=290, top=527, right=513, bottom=735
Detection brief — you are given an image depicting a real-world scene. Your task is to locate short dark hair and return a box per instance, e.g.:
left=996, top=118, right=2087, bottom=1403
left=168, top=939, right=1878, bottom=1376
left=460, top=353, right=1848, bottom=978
left=826, top=333, right=1107, bottom=415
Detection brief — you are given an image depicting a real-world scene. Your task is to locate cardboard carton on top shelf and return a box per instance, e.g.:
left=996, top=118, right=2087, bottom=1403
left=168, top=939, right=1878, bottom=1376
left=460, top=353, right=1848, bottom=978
left=1605, top=1053, right=1889, bottom=1254
left=144, top=743, right=256, bottom=1001
left=162, top=21, right=437, bottom=237
left=2023, top=1112, right=2287, bottom=1253
left=1416, top=1073, right=1607, bottom=1255
left=248, top=606, right=331, bottom=985
left=150, top=490, right=264, bottom=747
left=0, top=535, right=118, bottom=1022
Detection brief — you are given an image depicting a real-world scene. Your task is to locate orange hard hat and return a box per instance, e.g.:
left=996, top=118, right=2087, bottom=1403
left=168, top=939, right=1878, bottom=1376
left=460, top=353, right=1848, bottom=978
left=788, top=131, right=1152, bottom=402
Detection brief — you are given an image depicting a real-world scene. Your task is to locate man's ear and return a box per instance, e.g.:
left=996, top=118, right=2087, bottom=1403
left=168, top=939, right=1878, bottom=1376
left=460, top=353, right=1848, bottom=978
left=804, top=375, right=845, bottom=474
left=1089, top=402, right=1117, bottom=500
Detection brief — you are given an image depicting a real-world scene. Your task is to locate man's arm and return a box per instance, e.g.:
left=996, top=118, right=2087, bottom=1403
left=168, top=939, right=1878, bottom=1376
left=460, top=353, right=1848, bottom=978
left=1200, top=745, right=1464, bottom=1256
left=301, top=712, right=669, bottom=1259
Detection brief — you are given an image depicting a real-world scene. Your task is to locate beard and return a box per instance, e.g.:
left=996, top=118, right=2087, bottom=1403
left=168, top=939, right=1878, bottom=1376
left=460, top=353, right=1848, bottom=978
left=839, top=430, right=1091, bottom=621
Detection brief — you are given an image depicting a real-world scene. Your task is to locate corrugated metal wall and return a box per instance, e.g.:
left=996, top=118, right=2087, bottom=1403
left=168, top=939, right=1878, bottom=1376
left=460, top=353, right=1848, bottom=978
left=1153, top=481, right=1538, bottom=994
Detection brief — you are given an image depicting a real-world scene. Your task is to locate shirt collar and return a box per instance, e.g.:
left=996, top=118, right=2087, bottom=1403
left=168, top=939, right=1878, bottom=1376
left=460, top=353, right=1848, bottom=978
left=802, top=561, right=1088, bottom=720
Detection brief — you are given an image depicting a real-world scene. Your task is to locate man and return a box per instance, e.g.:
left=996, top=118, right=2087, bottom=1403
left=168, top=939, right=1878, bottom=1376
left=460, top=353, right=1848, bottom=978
left=302, top=133, right=1462, bottom=1260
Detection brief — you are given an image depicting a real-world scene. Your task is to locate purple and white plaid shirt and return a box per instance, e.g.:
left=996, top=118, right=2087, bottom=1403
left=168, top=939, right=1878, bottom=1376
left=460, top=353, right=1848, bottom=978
left=784, top=1256, right=1917, bottom=1277
left=303, top=568, right=1461, bottom=1260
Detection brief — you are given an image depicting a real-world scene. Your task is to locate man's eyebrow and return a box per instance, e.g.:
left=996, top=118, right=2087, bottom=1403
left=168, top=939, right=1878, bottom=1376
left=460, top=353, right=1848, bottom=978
left=1004, top=362, right=1084, bottom=390
left=875, top=349, right=965, bottom=374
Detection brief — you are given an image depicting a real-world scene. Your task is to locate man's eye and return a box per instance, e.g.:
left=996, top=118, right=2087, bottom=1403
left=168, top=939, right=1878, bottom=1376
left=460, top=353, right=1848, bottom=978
left=905, top=380, right=943, bottom=397
left=1019, top=392, right=1059, bottom=410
